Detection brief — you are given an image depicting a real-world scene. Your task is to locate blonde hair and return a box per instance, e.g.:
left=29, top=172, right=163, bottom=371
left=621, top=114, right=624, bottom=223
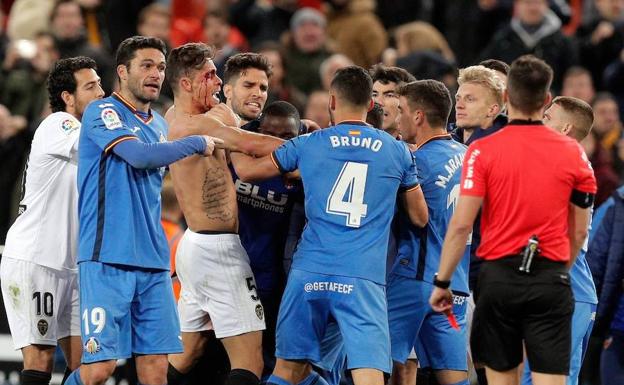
left=457, top=65, right=505, bottom=107
left=395, top=22, right=455, bottom=62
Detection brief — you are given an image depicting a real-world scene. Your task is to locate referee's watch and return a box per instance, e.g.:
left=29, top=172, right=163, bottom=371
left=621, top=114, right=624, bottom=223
left=433, top=273, right=451, bottom=289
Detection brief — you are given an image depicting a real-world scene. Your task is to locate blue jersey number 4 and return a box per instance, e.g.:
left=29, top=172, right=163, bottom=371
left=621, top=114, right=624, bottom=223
left=326, top=162, right=368, bottom=228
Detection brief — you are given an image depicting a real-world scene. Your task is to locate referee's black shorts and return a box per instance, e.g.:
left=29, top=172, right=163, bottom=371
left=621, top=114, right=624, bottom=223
left=471, top=255, right=574, bottom=374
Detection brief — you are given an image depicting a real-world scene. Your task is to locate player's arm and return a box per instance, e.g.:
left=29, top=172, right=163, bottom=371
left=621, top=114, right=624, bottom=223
left=400, top=185, right=428, bottom=227
left=231, top=152, right=282, bottom=182
left=110, top=135, right=220, bottom=169
left=568, top=143, right=597, bottom=266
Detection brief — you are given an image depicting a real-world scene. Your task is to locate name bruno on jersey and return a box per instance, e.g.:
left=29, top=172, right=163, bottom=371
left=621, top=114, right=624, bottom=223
left=329, top=135, right=384, bottom=152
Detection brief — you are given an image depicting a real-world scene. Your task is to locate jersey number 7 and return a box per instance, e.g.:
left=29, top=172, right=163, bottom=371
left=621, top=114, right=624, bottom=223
left=326, top=162, right=368, bottom=228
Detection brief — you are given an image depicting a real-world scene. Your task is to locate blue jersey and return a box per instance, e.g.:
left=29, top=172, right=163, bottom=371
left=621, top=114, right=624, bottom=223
left=271, top=122, right=419, bottom=284
left=231, top=166, right=302, bottom=294
left=78, top=93, right=169, bottom=270
left=391, top=136, right=470, bottom=294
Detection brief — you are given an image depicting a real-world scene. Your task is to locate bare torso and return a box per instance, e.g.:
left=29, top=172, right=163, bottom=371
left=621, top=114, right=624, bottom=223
left=166, top=110, right=238, bottom=233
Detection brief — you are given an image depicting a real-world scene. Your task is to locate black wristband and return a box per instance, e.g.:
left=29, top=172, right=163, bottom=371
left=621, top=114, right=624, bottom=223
left=433, top=273, right=451, bottom=289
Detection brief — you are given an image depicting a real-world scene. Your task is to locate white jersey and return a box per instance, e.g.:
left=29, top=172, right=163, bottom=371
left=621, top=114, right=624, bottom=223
left=3, top=112, right=81, bottom=270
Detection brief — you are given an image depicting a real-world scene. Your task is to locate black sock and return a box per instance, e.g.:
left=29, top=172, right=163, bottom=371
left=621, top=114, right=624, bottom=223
left=476, top=368, right=488, bottom=385
left=21, top=370, right=52, bottom=385
left=61, top=367, right=72, bottom=385
left=226, top=369, right=259, bottom=385
left=167, top=363, right=188, bottom=385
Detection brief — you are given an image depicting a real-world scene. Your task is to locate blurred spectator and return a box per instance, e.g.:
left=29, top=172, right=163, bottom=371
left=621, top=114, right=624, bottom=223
left=593, top=92, right=623, bottom=154
left=325, top=0, right=387, bottom=69
left=103, top=0, right=153, bottom=50
left=479, top=0, right=577, bottom=92
left=319, top=53, right=354, bottom=91
left=303, top=89, right=330, bottom=128
left=51, top=0, right=114, bottom=93
left=576, top=0, right=624, bottom=90
left=581, top=130, right=619, bottom=207
left=6, top=0, right=55, bottom=40
left=561, top=66, right=596, bottom=104
left=377, top=0, right=431, bottom=30
left=603, top=48, right=624, bottom=117
left=0, top=32, right=58, bottom=123
left=0, top=9, right=9, bottom=64
left=229, top=0, right=298, bottom=49
left=0, top=104, right=29, bottom=243
left=137, top=3, right=171, bottom=49
left=203, top=9, right=240, bottom=81
left=257, top=42, right=306, bottom=114
left=285, top=7, right=332, bottom=95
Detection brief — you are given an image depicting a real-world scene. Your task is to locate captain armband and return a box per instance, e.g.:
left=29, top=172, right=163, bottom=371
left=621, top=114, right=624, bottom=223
left=570, top=189, right=595, bottom=208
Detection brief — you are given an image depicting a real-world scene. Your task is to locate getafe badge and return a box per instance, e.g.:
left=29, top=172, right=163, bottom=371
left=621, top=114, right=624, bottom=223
left=37, top=320, right=48, bottom=336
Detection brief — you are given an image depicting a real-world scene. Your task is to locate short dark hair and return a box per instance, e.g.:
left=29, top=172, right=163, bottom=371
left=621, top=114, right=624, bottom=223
left=115, top=35, right=167, bottom=68
left=507, top=55, right=553, bottom=115
left=369, top=64, right=415, bottom=85
left=166, top=43, right=214, bottom=94
left=479, top=59, right=510, bottom=76
left=223, top=53, right=272, bottom=85
left=262, top=100, right=300, bottom=123
left=47, top=56, right=97, bottom=113
left=366, top=102, right=384, bottom=128
left=591, top=91, right=617, bottom=108
left=330, top=66, right=373, bottom=108
left=397, top=79, right=452, bottom=128
left=551, top=96, right=594, bottom=140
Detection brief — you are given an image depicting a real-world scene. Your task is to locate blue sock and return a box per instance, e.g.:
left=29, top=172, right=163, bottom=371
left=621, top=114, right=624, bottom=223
left=446, top=379, right=470, bottom=385
left=297, top=372, right=329, bottom=385
left=63, top=369, right=84, bottom=385
left=267, top=375, right=292, bottom=385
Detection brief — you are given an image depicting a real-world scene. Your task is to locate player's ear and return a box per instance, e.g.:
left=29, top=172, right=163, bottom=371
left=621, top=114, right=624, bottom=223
left=61, top=90, right=74, bottom=109
left=117, top=64, right=128, bottom=83
left=330, top=95, right=336, bottom=111
left=488, top=103, right=500, bottom=118
left=561, top=123, right=573, bottom=136
left=180, top=77, right=192, bottom=93
left=223, top=83, right=233, bottom=101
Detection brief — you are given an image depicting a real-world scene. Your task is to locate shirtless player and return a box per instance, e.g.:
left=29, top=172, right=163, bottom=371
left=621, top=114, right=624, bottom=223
left=164, top=43, right=284, bottom=385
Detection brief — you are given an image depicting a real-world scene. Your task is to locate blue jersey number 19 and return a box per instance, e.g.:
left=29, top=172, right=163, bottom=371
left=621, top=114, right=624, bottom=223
left=326, top=162, right=368, bottom=228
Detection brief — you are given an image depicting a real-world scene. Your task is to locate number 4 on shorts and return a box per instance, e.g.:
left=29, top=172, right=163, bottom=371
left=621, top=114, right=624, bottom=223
left=326, top=162, right=368, bottom=228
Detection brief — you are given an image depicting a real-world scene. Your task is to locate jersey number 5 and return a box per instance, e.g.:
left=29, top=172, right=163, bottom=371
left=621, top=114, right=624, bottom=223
left=326, top=162, right=368, bottom=228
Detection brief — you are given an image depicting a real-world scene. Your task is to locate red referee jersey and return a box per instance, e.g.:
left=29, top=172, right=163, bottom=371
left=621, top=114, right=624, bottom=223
left=460, top=121, right=597, bottom=262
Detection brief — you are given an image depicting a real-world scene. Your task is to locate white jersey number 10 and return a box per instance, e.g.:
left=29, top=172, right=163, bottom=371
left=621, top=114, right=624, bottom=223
left=326, top=162, right=368, bottom=228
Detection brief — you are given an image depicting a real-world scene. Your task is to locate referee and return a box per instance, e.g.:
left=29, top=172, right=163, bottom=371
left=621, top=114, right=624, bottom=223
left=429, top=55, right=597, bottom=385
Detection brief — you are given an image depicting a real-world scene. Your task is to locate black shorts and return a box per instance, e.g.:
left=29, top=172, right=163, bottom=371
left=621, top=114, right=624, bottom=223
left=471, top=255, right=574, bottom=374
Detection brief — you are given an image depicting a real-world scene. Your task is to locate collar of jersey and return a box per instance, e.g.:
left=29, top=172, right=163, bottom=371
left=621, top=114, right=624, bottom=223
left=112, top=92, right=154, bottom=124
left=336, top=120, right=369, bottom=127
left=416, top=133, right=452, bottom=150
left=508, top=119, right=543, bottom=126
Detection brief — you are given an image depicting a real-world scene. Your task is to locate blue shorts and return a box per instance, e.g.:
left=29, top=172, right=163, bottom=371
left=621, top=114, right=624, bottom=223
left=276, top=269, right=391, bottom=373
left=522, top=301, right=596, bottom=385
left=79, top=261, right=183, bottom=363
left=387, top=275, right=468, bottom=370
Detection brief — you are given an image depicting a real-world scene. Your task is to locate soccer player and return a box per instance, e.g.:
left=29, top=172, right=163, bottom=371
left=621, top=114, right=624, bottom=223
left=223, top=53, right=271, bottom=129
left=0, top=57, right=104, bottom=385
left=234, top=66, right=429, bottom=385
left=388, top=80, right=470, bottom=385
left=370, top=64, right=415, bottom=139
left=164, top=42, right=285, bottom=385
left=64, top=36, right=220, bottom=385
left=521, top=96, right=597, bottom=385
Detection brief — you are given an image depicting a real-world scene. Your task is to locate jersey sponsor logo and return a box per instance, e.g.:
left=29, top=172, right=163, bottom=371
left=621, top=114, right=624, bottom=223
left=37, top=319, right=48, bottom=336
left=329, top=135, right=383, bottom=152
left=304, top=281, right=354, bottom=294
left=84, top=337, right=101, bottom=354
left=61, top=119, right=80, bottom=133
left=101, top=108, right=122, bottom=130
left=255, top=304, right=264, bottom=320
left=235, top=179, right=289, bottom=213
left=463, top=149, right=480, bottom=190
left=435, top=153, right=465, bottom=188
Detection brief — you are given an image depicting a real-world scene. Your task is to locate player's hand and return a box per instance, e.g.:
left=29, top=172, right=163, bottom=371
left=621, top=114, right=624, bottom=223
left=205, top=104, right=240, bottom=128
left=202, top=135, right=225, bottom=156
left=301, top=119, right=322, bottom=133
left=429, top=286, right=453, bottom=313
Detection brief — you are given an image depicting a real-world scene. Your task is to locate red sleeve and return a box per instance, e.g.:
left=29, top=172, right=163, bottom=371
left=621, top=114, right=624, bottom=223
left=460, top=141, right=488, bottom=197
left=574, top=143, right=597, bottom=194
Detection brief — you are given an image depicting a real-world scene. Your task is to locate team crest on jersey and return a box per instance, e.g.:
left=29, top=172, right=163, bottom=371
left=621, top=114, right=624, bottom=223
left=84, top=337, right=101, bottom=354
left=61, top=119, right=79, bottom=133
left=255, top=304, right=264, bottom=321
left=37, top=320, right=48, bottom=336
left=101, top=108, right=122, bottom=130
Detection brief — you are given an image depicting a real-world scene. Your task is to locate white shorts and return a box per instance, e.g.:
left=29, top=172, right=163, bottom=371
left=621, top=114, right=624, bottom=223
left=0, top=257, right=79, bottom=349
left=175, top=230, right=266, bottom=338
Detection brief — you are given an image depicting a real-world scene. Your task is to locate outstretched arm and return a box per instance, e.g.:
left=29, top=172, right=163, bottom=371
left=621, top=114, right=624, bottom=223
left=230, top=152, right=282, bottom=182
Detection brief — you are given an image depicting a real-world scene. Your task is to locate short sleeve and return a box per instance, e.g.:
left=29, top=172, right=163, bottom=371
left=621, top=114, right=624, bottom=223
left=81, top=103, right=137, bottom=153
left=399, top=143, right=419, bottom=191
left=271, top=134, right=309, bottom=173
left=460, top=141, right=487, bottom=197
left=44, top=115, right=81, bottom=159
left=574, top=144, right=597, bottom=194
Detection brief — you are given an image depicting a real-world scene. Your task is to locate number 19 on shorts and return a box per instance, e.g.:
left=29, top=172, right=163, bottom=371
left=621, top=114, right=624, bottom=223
left=82, top=307, right=106, bottom=334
